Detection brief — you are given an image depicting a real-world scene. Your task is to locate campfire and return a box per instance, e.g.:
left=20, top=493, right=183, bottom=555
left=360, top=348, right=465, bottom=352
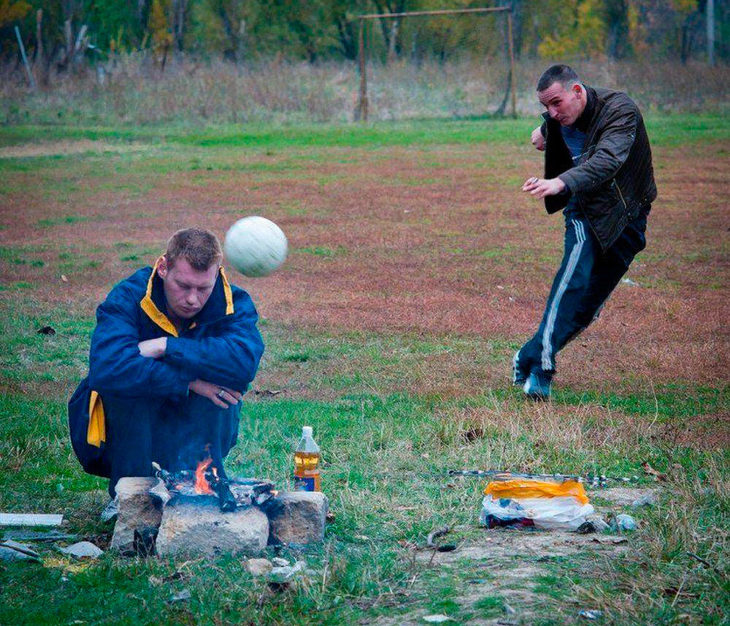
left=151, top=456, right=275, bottom=513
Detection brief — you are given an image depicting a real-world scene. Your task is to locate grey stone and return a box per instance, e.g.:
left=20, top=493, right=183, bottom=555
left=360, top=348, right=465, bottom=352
left=264, top=491, right=328, bottom=545
left=631, top=493, right=657, bottom=507
left=245, top=557, right=273, bottom=576
left=100, top=497, right=118, bottom=523
left=0, top=540, right=40, bottom=561
left=614, top=514, right=637, bottom=531
left=271, top=557, right=290, bottom=567
left=110, top=477, right=163, bottom=555
left=60, top=541, right=104, bottom=559
left=156, top=498, right=268, bottom=557
left=268, top=559, right=306, bottom=584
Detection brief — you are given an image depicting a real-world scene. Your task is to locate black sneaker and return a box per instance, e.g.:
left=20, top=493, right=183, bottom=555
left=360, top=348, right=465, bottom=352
left=523, top=371, right=551, bottom=400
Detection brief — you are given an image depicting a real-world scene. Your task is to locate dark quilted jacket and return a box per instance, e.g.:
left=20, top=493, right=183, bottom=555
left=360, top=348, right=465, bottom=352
left=542, top=86, right=657, bottom=251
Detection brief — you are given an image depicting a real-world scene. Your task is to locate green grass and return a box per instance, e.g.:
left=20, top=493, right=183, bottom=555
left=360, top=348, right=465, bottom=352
left=0, top=304, right=726, bottom=623
left=1, top=114, right=729, bottom=153
left=0, top=117, right=727, bottom=624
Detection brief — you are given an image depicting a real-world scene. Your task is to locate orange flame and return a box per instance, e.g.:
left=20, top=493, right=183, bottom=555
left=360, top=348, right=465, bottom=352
left=194, top=457, right=216, bottom=495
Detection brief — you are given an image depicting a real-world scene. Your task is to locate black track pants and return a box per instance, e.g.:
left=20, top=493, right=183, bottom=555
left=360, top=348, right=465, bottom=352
left=515, top=211, right=647, bottom=380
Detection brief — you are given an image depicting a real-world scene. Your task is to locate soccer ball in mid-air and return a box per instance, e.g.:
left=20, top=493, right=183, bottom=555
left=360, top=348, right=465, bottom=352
left=223, top=216, right=288, bottom=277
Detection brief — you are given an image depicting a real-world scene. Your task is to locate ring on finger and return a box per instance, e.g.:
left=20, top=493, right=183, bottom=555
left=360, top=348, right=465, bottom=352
left=217, top=388, right=226, bottom=399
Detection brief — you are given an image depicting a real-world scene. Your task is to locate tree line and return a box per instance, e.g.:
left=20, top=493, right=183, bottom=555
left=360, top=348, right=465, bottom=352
left=1, top=0, right=726, bottom=75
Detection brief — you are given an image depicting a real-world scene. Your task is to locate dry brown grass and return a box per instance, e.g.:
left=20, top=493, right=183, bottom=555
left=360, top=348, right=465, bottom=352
left=1, top=56, right=727, bottom=125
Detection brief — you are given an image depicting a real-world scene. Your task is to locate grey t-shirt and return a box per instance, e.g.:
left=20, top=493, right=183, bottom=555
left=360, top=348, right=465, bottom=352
left=560, top=124, right=587, bottom=215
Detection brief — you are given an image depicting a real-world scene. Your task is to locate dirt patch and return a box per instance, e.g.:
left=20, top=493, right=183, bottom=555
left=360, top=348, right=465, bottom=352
left=373, top=528, right=632, bottom=625
left=0, top=140, right=726, bottom=408
left=0, top=140, right=151, bottom=158
left=593, top=487, right=660, bottom=507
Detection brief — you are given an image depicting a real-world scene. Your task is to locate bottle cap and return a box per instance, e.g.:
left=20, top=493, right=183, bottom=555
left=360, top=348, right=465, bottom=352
left=302, top=426, right=313, bottom=438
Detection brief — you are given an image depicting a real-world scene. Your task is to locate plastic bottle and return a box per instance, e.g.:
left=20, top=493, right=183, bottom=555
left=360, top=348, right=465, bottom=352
left=293, top=426, right=321, bottom=492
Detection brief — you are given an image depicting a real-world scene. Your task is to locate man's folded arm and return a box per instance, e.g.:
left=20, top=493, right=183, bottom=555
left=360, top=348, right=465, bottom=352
left=88, top=299, right=190, bottom=399
left=164, top=291, right=264, bottom=392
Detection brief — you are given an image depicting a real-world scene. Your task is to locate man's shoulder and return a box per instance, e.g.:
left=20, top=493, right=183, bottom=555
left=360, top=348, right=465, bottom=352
left=595, top=87, right=639, bottom=114
left=104, top=266, right=153, bottom=307
left=228, top=282, right=258, bottom=312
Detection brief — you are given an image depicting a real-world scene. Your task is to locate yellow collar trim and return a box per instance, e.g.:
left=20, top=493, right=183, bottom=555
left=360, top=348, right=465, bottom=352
left=220, top=266, right=234, bottom=315
left=140, top=260, right=179, bottom=337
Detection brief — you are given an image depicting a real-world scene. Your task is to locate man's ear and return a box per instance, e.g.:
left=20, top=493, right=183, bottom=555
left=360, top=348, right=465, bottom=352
left=157, top=255, right=168, bottom=278
left=573, top=83, right=582, bottom=97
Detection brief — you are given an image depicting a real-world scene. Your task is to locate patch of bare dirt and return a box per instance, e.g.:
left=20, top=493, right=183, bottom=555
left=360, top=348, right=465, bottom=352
left=0, top=140, right=151, bottom=158
left=0, top=141, right=726, bottom=409
left=371, top=527, right=632, bottom=625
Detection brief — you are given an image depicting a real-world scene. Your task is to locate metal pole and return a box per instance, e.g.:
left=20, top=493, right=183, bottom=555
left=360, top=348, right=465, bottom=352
left=14, top=26, right=37, bottom=90
left=358, top=18, right=368, bottom=122
left=507, top=11, right=516, bottom=117
left=360, top=7, right=510, bottom=20
left=707, top=0, right=715, bottom=67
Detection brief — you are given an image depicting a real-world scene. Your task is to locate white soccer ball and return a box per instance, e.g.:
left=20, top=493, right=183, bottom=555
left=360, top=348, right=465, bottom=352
left=223, top=216, right=288, bottom=277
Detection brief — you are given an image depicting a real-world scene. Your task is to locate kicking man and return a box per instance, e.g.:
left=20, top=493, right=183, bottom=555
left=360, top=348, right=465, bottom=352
left=515, top=64, right=657, bottom=399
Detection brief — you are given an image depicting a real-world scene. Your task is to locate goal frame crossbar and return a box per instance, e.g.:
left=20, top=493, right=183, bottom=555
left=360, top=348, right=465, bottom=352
left=356, top=5, right=516, bottom=121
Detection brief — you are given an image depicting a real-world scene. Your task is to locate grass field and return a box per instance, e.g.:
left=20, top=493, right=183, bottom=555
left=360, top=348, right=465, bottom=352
left=0, top=116, right=728, bottom=625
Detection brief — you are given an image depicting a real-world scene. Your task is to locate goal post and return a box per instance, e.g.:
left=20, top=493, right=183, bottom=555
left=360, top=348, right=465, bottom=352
left=356, top=6, right=516, bottom=122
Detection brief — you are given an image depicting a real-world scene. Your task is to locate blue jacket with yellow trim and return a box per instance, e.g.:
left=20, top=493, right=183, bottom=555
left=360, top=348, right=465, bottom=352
left=68, top=264, right=264, bottom=477
left=88, top=264, right=263, bottom=398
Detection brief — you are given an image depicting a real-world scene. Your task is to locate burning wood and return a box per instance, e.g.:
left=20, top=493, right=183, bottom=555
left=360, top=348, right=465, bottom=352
left=151, top=461, right=275, bottom=512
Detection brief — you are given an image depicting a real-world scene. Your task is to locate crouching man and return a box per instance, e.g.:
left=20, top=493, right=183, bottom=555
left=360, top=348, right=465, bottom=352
left=69, top=228, right=264, bottom=503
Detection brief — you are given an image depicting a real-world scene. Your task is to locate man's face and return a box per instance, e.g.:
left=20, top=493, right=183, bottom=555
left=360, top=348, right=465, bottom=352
left=538, top=81, right=585, bottom=126
left=158, top=257, right=219, bottom=321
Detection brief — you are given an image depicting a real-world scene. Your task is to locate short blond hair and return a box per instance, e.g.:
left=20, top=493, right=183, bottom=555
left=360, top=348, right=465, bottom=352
left=165, top=228, right=222, bottom=271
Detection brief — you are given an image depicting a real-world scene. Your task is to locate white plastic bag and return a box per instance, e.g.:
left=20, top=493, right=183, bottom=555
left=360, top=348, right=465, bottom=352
left=480, top=479, right=595, bottom=531
left=480, top=495, right=594, bottom=530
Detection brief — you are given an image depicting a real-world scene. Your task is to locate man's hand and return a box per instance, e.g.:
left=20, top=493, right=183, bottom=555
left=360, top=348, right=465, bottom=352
left=189, top=379, right=243, bottom=409
left=138, top=337, right=168, bottom=359
left=522, top=176, right=566, bottom=199
left=531, top=126, right=545, bottom=151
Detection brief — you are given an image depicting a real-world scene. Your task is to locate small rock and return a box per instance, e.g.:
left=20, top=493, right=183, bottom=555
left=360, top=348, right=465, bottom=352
left=263, top=491, right=328, bottom=546
left=268, top=560, right=306, bottom=584
left=614, top=514, right=637, bottom=531
left=246, top=558, right=273, bottom=576
left=621, top=278, right=639, bottom=286
left=271, top=557, right=290, bottom=567
left=422, top=616, right=453, bottom=623
left=169, top=589, right=191, bottom=603
left=578, top=609, right=603, bottom=619
left=503, top=603, right=516, bottom=615
left=60, top=541, right=104, bottom=559
left=631, top=493, right=656, bottom=507
left=110, top=477, right=163, bottom=555
left=0, top=540, right=41, bottom=561
left=100, top=497, right=118, bottom=523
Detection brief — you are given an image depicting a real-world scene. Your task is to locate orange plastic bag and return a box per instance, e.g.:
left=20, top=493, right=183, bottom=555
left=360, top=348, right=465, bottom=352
left=484, top=479, right=590, bottom=505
